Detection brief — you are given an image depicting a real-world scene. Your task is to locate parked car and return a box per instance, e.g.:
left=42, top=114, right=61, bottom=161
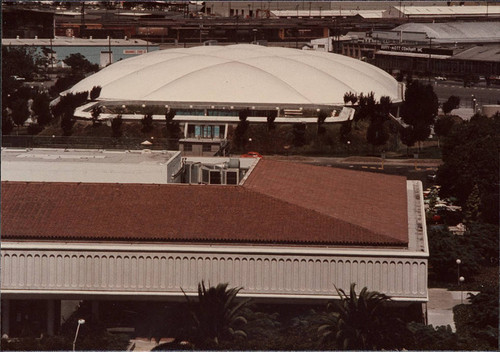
left=434, top=76, right=446, bottom=81
left=10, top=75, right=25, bottom=81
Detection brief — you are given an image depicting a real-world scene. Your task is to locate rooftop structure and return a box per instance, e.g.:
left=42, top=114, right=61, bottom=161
left=383, top=5, right=500, bottom=19
left=270, top=9, right=385, bottom=19
left=380, top=22, right=500, bottom=44
left=1, top=148, right=181, bottom=184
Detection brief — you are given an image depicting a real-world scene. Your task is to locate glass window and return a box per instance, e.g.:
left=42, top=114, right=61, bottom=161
left=202, top=169, right=209, bottom=183
left=210, top=170, right=221, bottom=184
left=226, top=171, right=238, bottom=185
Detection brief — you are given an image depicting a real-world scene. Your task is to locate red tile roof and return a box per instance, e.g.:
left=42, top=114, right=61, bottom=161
left=244, top=160, right=408, bottom=244
left=1, top=161, right=408, bottom=246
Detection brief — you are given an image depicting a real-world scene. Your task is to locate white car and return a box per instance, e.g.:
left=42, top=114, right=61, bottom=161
left=434, top=76, right=447, bottom=81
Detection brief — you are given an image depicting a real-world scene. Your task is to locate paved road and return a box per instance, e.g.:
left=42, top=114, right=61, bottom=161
left=432, top=81, right=500, bottom=107
left=427, top=288, right=479, bottom=332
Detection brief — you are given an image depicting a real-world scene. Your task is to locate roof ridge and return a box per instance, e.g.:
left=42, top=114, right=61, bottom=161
left=243, top=159, right=408, bottom=244
left=244, top=184, right=406, bottom=245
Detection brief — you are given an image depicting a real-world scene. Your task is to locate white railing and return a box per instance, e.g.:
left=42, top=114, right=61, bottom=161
left=1, top=242, right=427, bottom=301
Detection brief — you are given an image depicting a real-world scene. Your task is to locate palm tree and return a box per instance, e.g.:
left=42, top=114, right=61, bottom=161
left=183, top=281, right=250, bottom=346
left=319, top=283, right=395, bottom=350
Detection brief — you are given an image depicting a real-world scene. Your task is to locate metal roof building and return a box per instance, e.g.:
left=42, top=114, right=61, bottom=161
left=383, top=5, right=500, bottom=19
left=391, top=22, right=500, bottom=44
left=67, top=44, right=404, bottom=108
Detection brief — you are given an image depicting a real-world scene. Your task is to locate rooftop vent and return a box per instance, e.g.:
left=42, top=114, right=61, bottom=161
left=228, top=158, right=240, bottom=169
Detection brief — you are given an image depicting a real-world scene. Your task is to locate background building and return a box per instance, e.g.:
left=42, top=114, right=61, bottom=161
left=1, top=37, right=158, bottom=68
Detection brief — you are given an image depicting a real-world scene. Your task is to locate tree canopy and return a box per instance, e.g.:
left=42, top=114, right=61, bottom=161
left=400, top=81, right=439, bottom=143
left=63, top=53, right=99, bottom=74
left=437, top=114, right=500, bottom=224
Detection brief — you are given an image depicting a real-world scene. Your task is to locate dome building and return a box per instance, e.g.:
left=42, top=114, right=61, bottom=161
left=68, top=44, right=404, bottom=155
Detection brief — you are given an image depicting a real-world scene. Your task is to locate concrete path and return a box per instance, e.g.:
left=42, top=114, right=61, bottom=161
left=427, top=288, right=479, bottom=332
left=129, top=337, right=176, bottom=351
left=128, top=338, right=158, bottom=351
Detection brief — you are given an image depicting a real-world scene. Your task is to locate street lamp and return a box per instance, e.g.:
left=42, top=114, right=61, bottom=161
left=456, top=259, right=461, bottom=285
left=72, top=319, right=85, bottom=351
left=459, top=276, right=465, bottom=304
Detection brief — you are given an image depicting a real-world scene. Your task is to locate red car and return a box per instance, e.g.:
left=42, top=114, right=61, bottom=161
left=241, top=151, right=263, bottom=158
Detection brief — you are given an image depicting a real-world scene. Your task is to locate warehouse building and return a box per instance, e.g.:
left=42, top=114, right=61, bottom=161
left=1, top=37, right=158, bottom=68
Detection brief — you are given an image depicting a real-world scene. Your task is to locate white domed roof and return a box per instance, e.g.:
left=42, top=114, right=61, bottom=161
left=69, top=44, right=402, bottom=106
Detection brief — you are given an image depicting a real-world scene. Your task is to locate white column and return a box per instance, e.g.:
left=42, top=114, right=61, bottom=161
left=1, top=300, right=10, bottom=336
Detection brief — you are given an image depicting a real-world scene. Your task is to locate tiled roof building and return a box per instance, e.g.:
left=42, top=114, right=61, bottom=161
left=1, top=150, right=429, bottom=337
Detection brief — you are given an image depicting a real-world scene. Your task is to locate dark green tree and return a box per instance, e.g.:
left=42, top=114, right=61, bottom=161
left=91, top=106, right=102, bottom=126
left=339, top=120, right=352, bottom=145
left=434, top=115, right=455, bottom=143
left=427, top=227, right=481, bottom=283
left=2, top=46, right=40, bottom=83
left=111, top=115, right=123, bottom=138
left=407, top=323, right=460, bottom=350
left=50, top=74, right=85, bottom=96
left=63, top=53, right=99, bottom=74
left=266, top=110, right=277, bottom=131
left=442, top=95, right=460, bottom=115
left=183, top=281, right=250, bottom=347
left=61, top=111, right=75, bottom=136
left=141, top=113, right=154, bottom=133
left=366, top=117, right=389, bottom=147
left=31, top=93, right=52, bottom=126
left=292, top=123, right=306, bottom=147
left=2, top=110, right=15, bottom=135
left=343, top=91, right=357, bottom=105
left=319, top=283, right=407, bottom=350
left=89, top=86, right=102, bottom=101
left=165, top=109, right=180, bottom=149
left=463, top=222, right=499, bottom=266
left=353, top=92, right=376, bottom=127
left=11, top=98, right=30, bottom=130
left=466, top=287, right=499, bottom=330
left=317, top=110, right=328, bottom=135
left=366, top=96, right=392, bottom=148
left=437, top=114, right=500, bottom=224
left=234, top=108, right=250, bottom=150
left=400, top=81, right=439, bottom=147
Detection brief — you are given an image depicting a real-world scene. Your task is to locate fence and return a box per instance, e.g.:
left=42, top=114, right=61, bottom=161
left=2, top=135, right=178, bottom=151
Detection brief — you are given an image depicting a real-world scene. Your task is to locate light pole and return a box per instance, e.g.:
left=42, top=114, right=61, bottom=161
left=456, top=259, right=461, bottom=285
left=72, top=319, right=85, bottom=351
left=459, top=276, right=465, bottom=304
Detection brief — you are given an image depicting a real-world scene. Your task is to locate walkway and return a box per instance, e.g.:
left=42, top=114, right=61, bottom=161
left=427, top=288, right=479, bottom=332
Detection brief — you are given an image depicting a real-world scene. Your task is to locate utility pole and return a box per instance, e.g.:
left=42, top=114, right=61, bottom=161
left=108, top=36, right=112, bottom=66
left=50, top=38, right=54, bottom=71
left=427, top=37, right=433, bottom=83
